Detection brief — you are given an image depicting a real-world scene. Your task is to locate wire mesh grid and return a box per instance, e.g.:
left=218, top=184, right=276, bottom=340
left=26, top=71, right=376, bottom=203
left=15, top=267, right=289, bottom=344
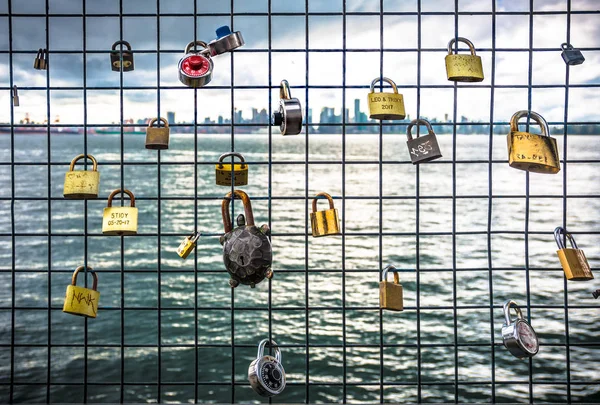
left=1, top=0, right=600, bottom=403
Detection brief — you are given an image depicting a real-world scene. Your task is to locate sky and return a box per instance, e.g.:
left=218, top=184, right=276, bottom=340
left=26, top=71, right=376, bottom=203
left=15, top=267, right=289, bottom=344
left=0, top=0, right=599, bottom=126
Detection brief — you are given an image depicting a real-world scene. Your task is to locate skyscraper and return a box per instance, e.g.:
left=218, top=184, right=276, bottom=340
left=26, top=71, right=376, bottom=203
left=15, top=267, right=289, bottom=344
left=167, top=111, right=175, bottom=125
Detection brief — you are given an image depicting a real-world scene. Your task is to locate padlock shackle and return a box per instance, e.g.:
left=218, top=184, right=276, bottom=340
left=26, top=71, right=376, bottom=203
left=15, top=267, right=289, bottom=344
left=36, top=48, right=43, bottom=59
left=510, top=110, right=549, bottom=137
left=148, top=117, right=169, bottom=128
left=189, top=232, right=200, bottom=243
left=280, top=80, right=292, bottom=100
left=369, top=77, right=398, bottom=94
left=184, top=40, right=210, bottom=56
left=111, top=40, right=132, bottom=51
left=447, top=37, right=477, bottom=55
left=406, top=118, right=435, bottom=141
left=503, top=299, right=523, bottom=326
left=312, top=192, right=335, bottom=214
left=554, top=226, right=578, bottom=250
left=106, top=188, right=136, bottom=208
left=222, top=190, right=255, bottom=233
left=72, top=265, right=98, bottom=291
left=12, top=85, right=18, bottom=97
left=561, top=43, right=573, bottom=51
left=382, top=264, right=400, bottom=284
left=257, top=338, right=282, bottom=363
left=218, top=152, right=246, bottom=168
left=69, top=154, right=98, bottom=172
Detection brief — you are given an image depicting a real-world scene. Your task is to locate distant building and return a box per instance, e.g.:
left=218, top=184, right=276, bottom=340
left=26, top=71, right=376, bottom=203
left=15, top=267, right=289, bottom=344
left=167, top=111, right=175, bottom=125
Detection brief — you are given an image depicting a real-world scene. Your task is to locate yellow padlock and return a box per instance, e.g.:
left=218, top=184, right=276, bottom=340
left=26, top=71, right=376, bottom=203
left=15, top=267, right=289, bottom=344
left=445, top=37, right=484, bottom=82
left=215, top=152, right=248, bottom=186
left=102, top=189, right=138, bottom=235
left=554, top=227, right=594, bottom=281
left=367, top=77, right=406, bottom=120
left=379, top=265, right=403, bottom=311
left=63, top=266, right=100, bottom=318
left=310, top=192, right=341, bottom=237
left=63, top=154, right=100, bottom=199
left=507, top=110, right=560, bottom=174
left=177, top=232, right=200, bottom=259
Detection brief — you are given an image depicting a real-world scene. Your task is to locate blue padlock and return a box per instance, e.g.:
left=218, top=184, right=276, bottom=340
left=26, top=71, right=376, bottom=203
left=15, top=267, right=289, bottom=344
left=207, top=25, right=244, bottom=56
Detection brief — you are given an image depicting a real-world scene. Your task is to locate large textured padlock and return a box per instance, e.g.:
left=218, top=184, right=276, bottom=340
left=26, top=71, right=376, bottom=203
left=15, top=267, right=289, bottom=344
left=554, top=227, right=594, bottom=281
left=379, top=265, right=403, bottom=311
left=33, top=48, right=48, bottom=70
left=272, top=80, right=302, bottom=135
left=561, top=43, right=585, bottom=66
left=507, top=110, right=560, bottom=174
left=220, top=190, right=272, bottom=288
left=207, top=25, right=244, bottom=56
left=145, top=117, right=170, bottom=150
left=445, top=37, right=484, bottom=82
left=367, top=77, right=406, bottom=120
left=63, top=266, right=100, bottom=318
left=501, top=300, right=539, bottom=359
left=310, top=192, right=341, bottom=237
left=177, top=232, right=200, bottom=260
left=110, top=40, right=134, bottom=72
left=179, top=41, right=213, bottom=88
left=216, top=152, right=248, bottom=186
left=63, top=154, right=100, bottom=199
left=102, top=189, right=138, bottom=235
left=12, top=85, right=19, bottom=107
left=406, top=118, right=443, bottom=164
left=248, top=339, right=286, bottom=397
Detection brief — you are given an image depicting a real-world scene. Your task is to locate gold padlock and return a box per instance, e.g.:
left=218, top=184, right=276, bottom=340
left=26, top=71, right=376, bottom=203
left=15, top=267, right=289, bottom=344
left=554, top=227, right=594, bottom=281
left=445, top=37, right=484, bottom=82
left=507, top=110, right=560, bottom=174
left=379, top=265, right=403, bottom=311
left=63, top=154, right=100, bottom=199
left=215, top=152, right=248, bottom=186
left=367, top=77, right=406, bottom=120
left=63, top=266, right=100, bottom=318
left=177, top=232, right=200, bottom=259
left=310, top=192, right=341, bottom=237
left=102, top=189, right=138, bottom=235
left=145, top=117, right=170, bottom=149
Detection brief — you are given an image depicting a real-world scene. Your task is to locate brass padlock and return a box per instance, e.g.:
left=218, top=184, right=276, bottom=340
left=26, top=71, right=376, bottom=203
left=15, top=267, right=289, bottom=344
left=102, top=189, right=138, bottom=235
left=110, top=40, right=134, bottom=72
left=367, top=77, right=406, bottom=120
left=145, top=117, right=170, bottom=150
left=12, top=85, right=19, bottom=107
left=507, top=110, right=560, bottom=174
left=207, top=25, right=244, bottom=56
left=216, top=152, right=248, bottom=186
left=406, top=118, right=443, bottom=164
left=310, top=192, right=341, bottom=237
left=561, top=43, right=585, bottom=66
left=445, top=37, right=484, bottom=82
left=33, top=48, right=48, bottom=70
left=272, top=80, right=302, bottom=135
left=178, top=41, right=214, bottom=88
left=177, top=232, right=200, bottom=260
left=379, top=265, right=403, bottom=311
left=63, top=154, right=100, bottom=199
left=63, top=266, right=100, bottom=318
left=554, top=227, right=594, bottom=281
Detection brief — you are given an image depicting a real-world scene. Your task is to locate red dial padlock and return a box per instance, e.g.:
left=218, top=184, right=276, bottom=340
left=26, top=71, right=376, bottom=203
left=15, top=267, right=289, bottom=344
left=178, top=40, right=214, bottom=88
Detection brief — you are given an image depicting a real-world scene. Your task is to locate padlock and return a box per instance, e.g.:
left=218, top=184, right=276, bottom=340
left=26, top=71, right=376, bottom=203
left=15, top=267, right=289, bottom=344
left=445, top=37, right=484, bottom=82
left=207, top=25, right=244, bottom=56
left=177, top=232, right=200, bottom=260
left=63, top=154, right=100, bottom=199
left=110, top=40, right=134, bottom=72
left=367, top=77, right=406, bottom=120
left=102, top=189, right=138, bottom=235
left=561, top=43, right=585, bottom=66
left=62, top=266, right=100, bottom=318
left=216, top=152, right=248, bottom=186
left=248, top=339, right=286, bottom=397
left=12, top=86, right=19, bottom=107
left=379, top=264, right=403, bottom=311
left=272, top=80, right=302, bottom=135
left=406, top=118, right=443, bottom=164
left=220, top=190, right=272, bottom=288
left=501, top=300, right=539, bottom=359
left=554, top=227, right=594, bottom=281
left=178, top=41, right=214, bottom=88
left=507, top=110, right=560, bottom=174
left=145, top=117, right=170, bottom=150
left=310, top=192, right=341, bottom=237
left=33, top=48, right=48, bottom=70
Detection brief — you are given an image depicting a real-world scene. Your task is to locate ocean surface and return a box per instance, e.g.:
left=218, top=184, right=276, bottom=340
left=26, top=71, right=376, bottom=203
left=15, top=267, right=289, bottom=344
left=0, top=132, right=599, bottom=404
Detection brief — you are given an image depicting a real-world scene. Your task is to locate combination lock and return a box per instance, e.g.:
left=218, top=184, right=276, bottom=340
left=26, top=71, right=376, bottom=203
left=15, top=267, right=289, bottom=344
left=248, top=339, right=286, bottom=397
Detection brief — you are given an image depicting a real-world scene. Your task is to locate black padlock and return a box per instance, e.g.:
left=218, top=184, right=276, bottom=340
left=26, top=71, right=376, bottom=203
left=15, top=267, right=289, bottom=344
left=406, top=118, right=443, bottom=164
left=110, top=40, right=134, bottom=72
left=561, top=43, right=585, bottom=66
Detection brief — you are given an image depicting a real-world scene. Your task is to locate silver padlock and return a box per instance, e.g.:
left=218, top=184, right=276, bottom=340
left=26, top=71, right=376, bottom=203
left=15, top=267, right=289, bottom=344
left=207, top=26, right=244, bottom=56
left=12, top=86, right=19, bottom=107
left=501, top=300, right=539, bottom=359
left=406, top=118, right=443, bottom=164
left=248, top=339, right=286, bottom=397
left=178, top=41, right=214, bottom=88
left=560, top=43, right=585, bottom=66
left=272, top=80, right=302, bottom=135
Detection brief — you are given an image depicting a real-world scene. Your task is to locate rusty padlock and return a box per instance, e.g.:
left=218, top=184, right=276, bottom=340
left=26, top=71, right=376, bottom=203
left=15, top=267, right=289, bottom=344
left=216, top=152, right=248, bottom=186
left=145, top=117, right=170, bottom=150
left=63, top=266, right=100, bottom=318
left=102, top=189, right=138, bottom=235
left=110, top=40, right=134, bottom=72
left=63, top=154, right=100, bottom=199
left=310, top=192, right=341, bottom=237
left=379, top=264, right=403, bottom=311
left=445, top=37, right=484, bottom=82
left=554, top=227, right=594, bottom=281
